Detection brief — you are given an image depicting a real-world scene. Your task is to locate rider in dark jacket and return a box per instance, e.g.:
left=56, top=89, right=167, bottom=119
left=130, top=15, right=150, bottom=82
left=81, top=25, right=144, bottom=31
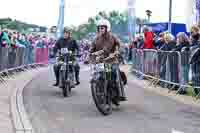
left=53, top=27, right=80, bottom=86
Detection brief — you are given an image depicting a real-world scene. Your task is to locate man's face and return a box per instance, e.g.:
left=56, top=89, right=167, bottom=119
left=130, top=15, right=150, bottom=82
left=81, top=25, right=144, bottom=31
left=98, top=26, right=106, bottom=35
left=64, top=32, right=70, bottom=39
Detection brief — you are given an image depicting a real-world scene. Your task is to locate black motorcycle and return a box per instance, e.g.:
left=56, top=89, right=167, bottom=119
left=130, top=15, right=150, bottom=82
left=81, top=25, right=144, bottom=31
left=58, top=48, right=76, bottom=97
left=90, top=50, right=125, bottom=115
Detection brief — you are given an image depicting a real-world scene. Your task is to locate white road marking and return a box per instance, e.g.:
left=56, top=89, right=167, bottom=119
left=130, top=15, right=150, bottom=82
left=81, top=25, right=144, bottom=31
left=172, top=129, right=184, bottom=133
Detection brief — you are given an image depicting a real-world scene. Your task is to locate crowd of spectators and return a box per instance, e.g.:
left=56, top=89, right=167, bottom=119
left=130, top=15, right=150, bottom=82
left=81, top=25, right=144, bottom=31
left=0, top=29, right=56, bottom=49
left=130, top=25, right=200, bottom=52
left=78, top=39, right=91, bottom=63
left=0, top=29, right=57, bottom=70
left=127, top=25, right=200, bottom=95
left=2, top=24, right=200, bottom=96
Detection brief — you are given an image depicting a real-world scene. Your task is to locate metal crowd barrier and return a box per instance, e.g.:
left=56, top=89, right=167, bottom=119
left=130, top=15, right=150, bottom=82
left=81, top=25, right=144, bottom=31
left=0, top=47, right=49, bottom=72
left=143, top=49, right=158, bottom=76
left=131, top=48, right=200, bottom=100
left=35, top=47, right=49, bottom=64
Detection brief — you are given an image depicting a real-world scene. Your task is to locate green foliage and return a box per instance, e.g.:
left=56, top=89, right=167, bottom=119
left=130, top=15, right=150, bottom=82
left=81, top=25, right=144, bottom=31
left=0, top=18, right=47, bottom=32
left=71, top=10, right=145, bottom=41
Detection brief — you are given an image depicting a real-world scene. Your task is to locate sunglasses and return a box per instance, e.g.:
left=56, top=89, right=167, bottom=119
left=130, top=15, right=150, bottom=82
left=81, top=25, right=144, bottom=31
left=98, top=26, right=106, bottom=30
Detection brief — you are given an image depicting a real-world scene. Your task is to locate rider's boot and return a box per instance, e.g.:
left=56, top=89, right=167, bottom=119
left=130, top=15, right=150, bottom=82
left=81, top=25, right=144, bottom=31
left=75, top=76, right=80, bottom=85
left=53, top=82, right=59, bottom=86
left=116, top=78, right=127, bottom=101
left=112, top=98, right=120, bottom=106
left=53, top=65, right=60, bottom=87
left=75, top=68, right=80, bottom=85
left=53, top=78, right=59, bottom=86
left=76, top=81, right=80, bottom=85
left=118, top=83, right=127, bottom=101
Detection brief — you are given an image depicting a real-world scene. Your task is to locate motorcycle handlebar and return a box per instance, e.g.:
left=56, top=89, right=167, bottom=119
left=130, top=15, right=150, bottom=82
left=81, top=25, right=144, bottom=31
left=91, top=50, right=104, bottom=56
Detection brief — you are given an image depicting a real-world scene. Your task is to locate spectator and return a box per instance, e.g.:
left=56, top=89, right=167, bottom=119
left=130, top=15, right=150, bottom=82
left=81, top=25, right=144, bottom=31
left=128, top=42, right=134, bottom=62
left=189, top=25, right=200, bottom=95
left=172, top=32, right=190, bottom=52
left=16, top=33, right=26, bottom=48
left=158, top=32, right=176, bottom=88
left=10, top=33, right=18, bottom=48
left=171, top=32, right=190, bottom=94
left=119, top=45, right=126, bottom=64
left=142, top=26, right=155, bottom=49
left=190, top=25, right=200, bottom=48
left=134, top=34, right=144, bottom=49
left=160, top=32, right=176, bottom=51
left=154, top=32, right=165, bottom=49
left=0, top=31, right=11, bottom=47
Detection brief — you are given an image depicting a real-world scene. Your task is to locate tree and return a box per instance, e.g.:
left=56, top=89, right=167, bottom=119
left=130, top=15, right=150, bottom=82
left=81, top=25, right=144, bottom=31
left=71, top=10, right=146, bottom=41
left=0, top=18, right=47, bottom=32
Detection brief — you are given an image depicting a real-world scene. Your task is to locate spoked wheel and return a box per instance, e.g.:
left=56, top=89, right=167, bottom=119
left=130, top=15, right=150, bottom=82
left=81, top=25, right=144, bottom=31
left=109, top=80, right=120, bottom=107
left=59, top=70, right=63, bottom=88
left=62, top=81, right=70, bottom=97
left=69, top=72, right=75, bottom=89
left=91, top=80, right=112, bottom=115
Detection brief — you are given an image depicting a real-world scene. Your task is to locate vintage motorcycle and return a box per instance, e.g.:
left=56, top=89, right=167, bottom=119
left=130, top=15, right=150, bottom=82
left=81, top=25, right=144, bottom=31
left=57, top=48, right=76, bottom=97
left=90, top=50, right=125, bottom=115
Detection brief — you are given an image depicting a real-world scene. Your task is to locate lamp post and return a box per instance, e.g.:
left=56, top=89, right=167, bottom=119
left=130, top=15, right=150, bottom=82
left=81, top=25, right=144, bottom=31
left=146, top=10, right=152, bottom=23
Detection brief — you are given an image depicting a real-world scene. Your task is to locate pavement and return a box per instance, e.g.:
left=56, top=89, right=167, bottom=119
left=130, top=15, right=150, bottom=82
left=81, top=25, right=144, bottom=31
left=0, top=66, right=47, bottom=133
left=123, top=65, right=200, bottom=108
left=0, top=77, right=13, bottom=133
left=22, top=64, right=200, bottom=133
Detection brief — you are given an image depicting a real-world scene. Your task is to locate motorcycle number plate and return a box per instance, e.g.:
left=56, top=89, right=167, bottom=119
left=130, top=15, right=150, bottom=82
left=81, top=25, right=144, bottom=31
left=60, top=65, right=66, bottom=70
left=96, top=63, right=104, bottom=71
left=61, top=48, right=68, bottom=54
left=97, top=63, right=104, bottom=69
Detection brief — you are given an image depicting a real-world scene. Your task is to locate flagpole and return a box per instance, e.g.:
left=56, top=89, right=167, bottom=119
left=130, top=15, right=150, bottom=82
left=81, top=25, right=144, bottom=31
left=128, top=0, right=136, bottom=41
left=168, top=0, right=172, bottom=32
left=56, top=0, right=65, bottom=39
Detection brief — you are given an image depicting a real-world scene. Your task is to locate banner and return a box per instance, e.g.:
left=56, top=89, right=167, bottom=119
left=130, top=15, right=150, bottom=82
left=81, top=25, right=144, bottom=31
left=196, top=0, right=200, bottom=21
left=128, top=0, right=136, bottom=39
left=56, top=0, right=65, bottom=39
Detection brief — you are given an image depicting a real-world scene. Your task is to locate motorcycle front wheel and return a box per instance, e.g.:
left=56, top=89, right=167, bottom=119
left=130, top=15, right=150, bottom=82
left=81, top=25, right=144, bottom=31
left=91, top=80, right=112, bottom=115
left=62, top=81, right=70, bottom=97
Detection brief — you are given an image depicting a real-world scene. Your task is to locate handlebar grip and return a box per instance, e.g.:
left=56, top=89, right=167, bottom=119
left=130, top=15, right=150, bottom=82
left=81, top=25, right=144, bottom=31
left=91, top=50, right=104, bottom=56
left=103, top=54, right=116, bottom=61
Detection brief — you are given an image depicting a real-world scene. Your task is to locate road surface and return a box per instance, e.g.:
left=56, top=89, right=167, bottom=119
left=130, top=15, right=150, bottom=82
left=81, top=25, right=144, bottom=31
left=23, top=65, right=200, bottom=133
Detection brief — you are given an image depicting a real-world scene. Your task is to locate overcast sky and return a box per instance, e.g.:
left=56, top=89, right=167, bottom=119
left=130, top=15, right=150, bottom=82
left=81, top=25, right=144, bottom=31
left=0, top=0, right=189, bottom=28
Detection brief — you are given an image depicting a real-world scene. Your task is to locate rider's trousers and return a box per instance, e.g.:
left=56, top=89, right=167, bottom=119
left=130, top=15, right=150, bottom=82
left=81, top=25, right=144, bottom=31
left=111, top=64, right=126, bottom=98
left=53, top=63, right=80, bottom=83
